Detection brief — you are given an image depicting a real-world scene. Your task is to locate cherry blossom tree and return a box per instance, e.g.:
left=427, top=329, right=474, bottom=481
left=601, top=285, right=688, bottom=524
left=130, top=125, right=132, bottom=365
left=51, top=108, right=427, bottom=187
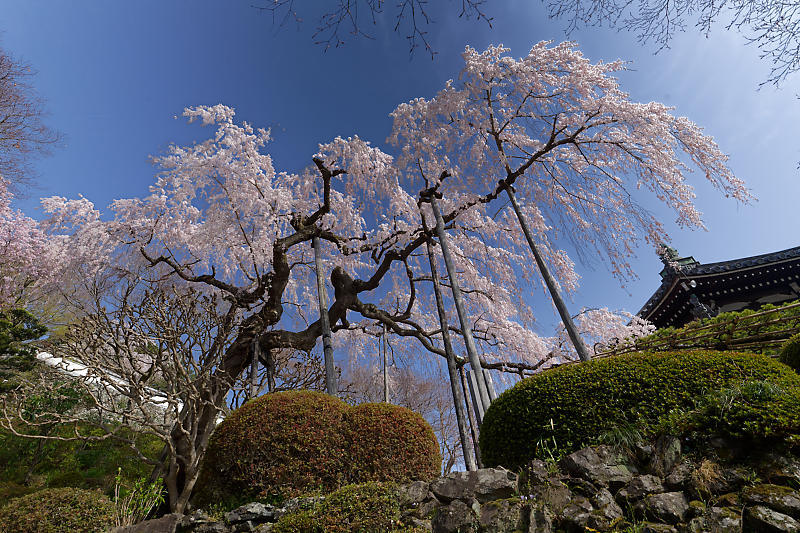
left=4, top=41, right=748, bottom=511
left=0, top=178, right=56, bottom=308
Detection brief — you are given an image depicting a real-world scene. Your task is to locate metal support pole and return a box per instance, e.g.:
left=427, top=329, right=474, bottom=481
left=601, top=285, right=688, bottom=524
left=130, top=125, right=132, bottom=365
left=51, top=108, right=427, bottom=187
left=483, top=368, right=498, bottom=401
left=382, top=324, right=389, bottom=403
left=313, top=235, right=337, bottom=396
left=459, top=365, right=483, bottom=468
left=422, top=213, right=478, bottom=470
left=425, top=193, right=492, bottom=411
left=467, top=370, right=485, bottom=422
left=249, top=339, right=259, bottom=399
left=505, top=187, right=592, bottom=362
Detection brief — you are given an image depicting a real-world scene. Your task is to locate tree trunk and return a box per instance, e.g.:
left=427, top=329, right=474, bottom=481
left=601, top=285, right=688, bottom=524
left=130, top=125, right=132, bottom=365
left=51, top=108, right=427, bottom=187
left=313, top=236, right=337, bottom=396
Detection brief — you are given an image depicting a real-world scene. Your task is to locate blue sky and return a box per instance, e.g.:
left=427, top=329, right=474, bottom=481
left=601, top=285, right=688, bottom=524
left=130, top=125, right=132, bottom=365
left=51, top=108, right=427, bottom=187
left=4, top=0, right=799, bottom=335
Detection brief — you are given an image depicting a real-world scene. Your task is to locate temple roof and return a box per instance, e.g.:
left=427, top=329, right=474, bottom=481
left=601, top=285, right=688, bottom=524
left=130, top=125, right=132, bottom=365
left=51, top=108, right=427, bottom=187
left=638, top=245, right=800, bottom=323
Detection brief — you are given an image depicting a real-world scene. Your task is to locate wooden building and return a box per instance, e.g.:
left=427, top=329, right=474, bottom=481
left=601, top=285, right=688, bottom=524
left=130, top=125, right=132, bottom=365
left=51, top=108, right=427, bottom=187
left=638, top=245, right=800, bottom=329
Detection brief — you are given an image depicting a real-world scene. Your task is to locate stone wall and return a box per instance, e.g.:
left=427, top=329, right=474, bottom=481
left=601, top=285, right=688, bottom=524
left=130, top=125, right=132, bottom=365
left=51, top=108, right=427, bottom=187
left=117, top=437, right=800, bottom=532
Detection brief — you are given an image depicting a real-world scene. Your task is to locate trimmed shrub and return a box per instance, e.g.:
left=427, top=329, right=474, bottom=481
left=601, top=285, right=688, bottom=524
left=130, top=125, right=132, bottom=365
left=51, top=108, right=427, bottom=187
left=779, top=333, right=800, bottom=372
left=0, top=487, right=114, bottom=533
left=196, top=392, right=441, bottom=507
left=344, top=403, right=441, bottom=483
left=196, top=391, right=349, bottom=504
left=480, top=350, right=800, bottom=470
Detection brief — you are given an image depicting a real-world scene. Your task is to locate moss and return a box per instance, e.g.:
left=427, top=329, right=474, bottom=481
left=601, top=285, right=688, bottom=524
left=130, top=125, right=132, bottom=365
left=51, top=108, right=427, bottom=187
left=480, top=350, right=800, bottom=470
left=0, top=487, right=114, bottom=533
left=271, top=482, right=404, bottom=533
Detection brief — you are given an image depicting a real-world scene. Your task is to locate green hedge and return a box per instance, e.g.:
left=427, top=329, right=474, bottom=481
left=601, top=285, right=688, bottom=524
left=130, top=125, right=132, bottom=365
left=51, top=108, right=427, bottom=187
left=0, top=487, right=114, bottom=533
left=196, top=391, right=440, bottom=505
left=479, top=350, right=800, bottom=470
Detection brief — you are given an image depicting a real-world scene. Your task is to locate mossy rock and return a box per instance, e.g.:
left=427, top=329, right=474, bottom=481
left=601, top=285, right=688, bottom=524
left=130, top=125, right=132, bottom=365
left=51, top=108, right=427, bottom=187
left=0, top=487, right=114, bottom=533
left=272, top=482, right=408, bottom=533
left=480, top=350, right=800, bottom=470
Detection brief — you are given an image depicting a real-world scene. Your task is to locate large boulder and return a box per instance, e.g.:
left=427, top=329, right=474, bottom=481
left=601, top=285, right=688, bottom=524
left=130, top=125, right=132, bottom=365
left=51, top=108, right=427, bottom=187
left=560, top=446, right=634, bottom=492
left=430, top=467, right=517, bottom=504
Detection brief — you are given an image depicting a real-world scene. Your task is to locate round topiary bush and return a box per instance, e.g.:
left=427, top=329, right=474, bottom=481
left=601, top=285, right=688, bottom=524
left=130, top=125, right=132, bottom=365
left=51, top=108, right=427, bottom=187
left=0, top=487, right=114, bottom=533
left=779, top=334, right=800, bottom=372
left=196, top=391, right=441, bottom=507
left=480, top=350, right=800, bottom=470
left=344, top=403, right=441, bottom=483
left=196, top=390, right=350, bottom=504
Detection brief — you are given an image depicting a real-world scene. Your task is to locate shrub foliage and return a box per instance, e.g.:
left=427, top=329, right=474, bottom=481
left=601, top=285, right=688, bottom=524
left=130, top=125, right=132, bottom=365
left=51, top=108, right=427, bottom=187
left=667, top=380, right=800, bottom=443
left=480, top=350, right=800, bottom=470
left=196, top=391, right=349, bottom=504
left=0, top=487, right=115, bottom=533
left=779, top=333, right=800, bottom=372
left=196, top=391, right=440, bottom=505
left=344, top=403, right=440, bottom=483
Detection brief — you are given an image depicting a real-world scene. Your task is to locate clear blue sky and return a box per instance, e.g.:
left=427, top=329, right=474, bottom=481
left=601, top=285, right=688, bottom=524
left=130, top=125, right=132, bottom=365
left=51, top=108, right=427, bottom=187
left=4, top=0, right=799, bottom=335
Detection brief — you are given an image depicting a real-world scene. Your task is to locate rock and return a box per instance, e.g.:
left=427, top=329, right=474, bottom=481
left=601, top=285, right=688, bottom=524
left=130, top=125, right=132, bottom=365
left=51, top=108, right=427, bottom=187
left=649, top=435, right=681, bottom=478
left=585, top=495, right=623, bottom=532
left=478, top=498, right=526, bottom=532
left=743, top=484, right=800, bottom=519
left=274, top=495, right=323, bottom=520
left=704, top=506, right=742, bottom=533
left=522, top=459, right=552, bottom=486
left=115, top=514, right=183, bottom=533
left=560, top=446, right=634, bottom=492
left=589, top=487, right=623, bottom=531
left=687, top=500, right=705, bottom=518
left=715, top=492, right=741, bottom=507
left=225, top=502, right=276, bottom=525
left=636, top=491, right=689, bottom=524
left=431, top=499, right=477, bottom=533
left=743, top=505, right=800, bottom=532
left=430, top=467, right=517, bottom=504
left=634, top=443, right=654, bottom=464
left=640, top=523, right=677, bottom=533
left=399, top=481, right=432, bottom=507
left=405, top=517, right=433, bottom=531
left=567, top=477, right=599, bottom=497
left=664, top=460, right=693, bottom=490
left=527, top=504, right=554, bottom=533
left=527, top=481, right=573, bottom=516
left=617, top=474, right=665, bottom=503
left=760, top=453, right=800, bottom=487
left=558, top=495, right=593, bottom=532
left=194, top=524, right=230, bottom=533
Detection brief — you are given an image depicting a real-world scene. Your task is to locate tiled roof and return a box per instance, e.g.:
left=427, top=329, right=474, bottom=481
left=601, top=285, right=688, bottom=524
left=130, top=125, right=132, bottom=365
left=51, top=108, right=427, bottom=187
left=638, top=245, right=800, bottom=318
